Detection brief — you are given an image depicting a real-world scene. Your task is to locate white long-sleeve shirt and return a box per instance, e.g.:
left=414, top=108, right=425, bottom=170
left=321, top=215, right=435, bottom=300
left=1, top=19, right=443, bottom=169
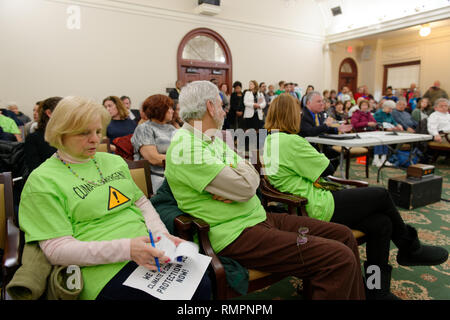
left=427, top=111, right=450, bottom=136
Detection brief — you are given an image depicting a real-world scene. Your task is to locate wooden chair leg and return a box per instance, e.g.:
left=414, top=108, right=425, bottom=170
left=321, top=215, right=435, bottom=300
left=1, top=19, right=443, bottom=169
left=345, top=149, right=350, bottom=179
left=365, top=153, right=370, bottom=178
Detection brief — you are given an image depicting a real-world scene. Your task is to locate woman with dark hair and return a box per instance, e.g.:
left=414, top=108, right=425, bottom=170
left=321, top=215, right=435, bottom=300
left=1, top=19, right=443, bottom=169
left=24, top=96, right=62, bottom=173
left=169, top=101, right=183, bottom=129
left=103, top=96, right=137, bottom=144
left=229, top=81, right=244, bottom=130
left=131, top=94, right=176, bottom=192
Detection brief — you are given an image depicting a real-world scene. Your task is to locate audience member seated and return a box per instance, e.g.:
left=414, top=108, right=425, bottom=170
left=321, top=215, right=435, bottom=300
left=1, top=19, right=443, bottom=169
left=121, top=96, right=141, bottom=124
left=427, top=98, right=450, bottom=144
left=243, top=80, right=266, bottom=131
left=329, top=89, right=338, bottom=108
left=299, top=91, right=352, bottom=170
left=103, top=96, right=137, bottom=144
left=372, top=100, right=404, bottom=167
left=373, top=100, right=404, bottom=132
left=165, top=80, right=366, bottom=300
left=0, top=109, right=22, bottom=142
left=24, top=96, right=61, bottom=174
left=411, top=97, right=430, bottom=123
left=169, top=101, right=183, bottom=129
left=383, top=86, right=399, bottom=103
left=24, top=101, right=40, bottom=137
left=263, top=94, right=448, bottom=300
left=7, top=102, right=31, bottom=124
left=327, top=101, right=348, bottom=122
left=351, top=99, right=377, bottom=132
left=343, top=100, right=354, bottom=117
left=408, top=89, right=421, bottom=112
left=131, top=94, right=176, bottom=192
left=18, top=96, right=211, bottom=300
left=300, top=84, right=314, bottom=108
left=337, top=85, right=351, bottom=103
left=392, top=98, right=417, bottom=133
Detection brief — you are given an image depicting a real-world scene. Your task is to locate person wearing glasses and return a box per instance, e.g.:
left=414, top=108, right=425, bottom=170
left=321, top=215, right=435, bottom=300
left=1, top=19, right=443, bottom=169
left=18, top=96, right=211, bottom=300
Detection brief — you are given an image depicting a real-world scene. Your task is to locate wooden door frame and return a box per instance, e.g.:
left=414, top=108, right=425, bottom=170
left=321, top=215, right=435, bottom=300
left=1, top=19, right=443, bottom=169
left=177, top=28, right=232, bottom=90
left=338, top=58, right=358, bottom=94
left=382, top=60, right=420, bottom=94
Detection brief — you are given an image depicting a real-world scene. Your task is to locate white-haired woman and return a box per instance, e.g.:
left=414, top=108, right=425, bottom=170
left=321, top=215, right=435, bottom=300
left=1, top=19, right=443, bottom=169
left=18, top=96, right=211, bottom=300
left=372, top=100, right=404, bottom=166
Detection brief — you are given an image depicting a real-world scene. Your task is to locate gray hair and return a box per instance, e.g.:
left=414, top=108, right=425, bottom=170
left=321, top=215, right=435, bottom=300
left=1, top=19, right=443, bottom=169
left=179, top=80, right=219, bottom=122
left=434, top=98, right=449, bottom=107
left=396, top=97, right=407, bottom=105
left=383, top=100, right=396, bottom=109
left=305, top=91, right=322, bottom=105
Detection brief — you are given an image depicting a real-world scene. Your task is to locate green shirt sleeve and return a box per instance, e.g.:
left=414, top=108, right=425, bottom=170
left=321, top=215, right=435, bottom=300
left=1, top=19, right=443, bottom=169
left=284, top=134, right=330, bottom=182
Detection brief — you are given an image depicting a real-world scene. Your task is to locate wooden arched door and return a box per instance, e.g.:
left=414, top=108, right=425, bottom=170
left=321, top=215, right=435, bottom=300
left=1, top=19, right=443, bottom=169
left=177, top=28, right=232, bottom=91
left=338, top=58, right=357, bottom=94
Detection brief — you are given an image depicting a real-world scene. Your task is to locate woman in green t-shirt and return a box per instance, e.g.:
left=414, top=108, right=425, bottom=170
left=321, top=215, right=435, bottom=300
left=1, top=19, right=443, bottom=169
left=18, top=96, right=211, bottom=300
left=263, top=94, right=448, bottom=300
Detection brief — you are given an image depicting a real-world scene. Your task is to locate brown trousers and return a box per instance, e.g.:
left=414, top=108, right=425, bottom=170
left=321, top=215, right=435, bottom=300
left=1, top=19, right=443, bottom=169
left=219, top=213, right=366, bottom=300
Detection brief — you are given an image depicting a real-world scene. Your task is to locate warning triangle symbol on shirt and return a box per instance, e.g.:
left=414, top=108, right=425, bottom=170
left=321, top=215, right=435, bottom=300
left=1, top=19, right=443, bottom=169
left=108, top=186, right=130, bottom=210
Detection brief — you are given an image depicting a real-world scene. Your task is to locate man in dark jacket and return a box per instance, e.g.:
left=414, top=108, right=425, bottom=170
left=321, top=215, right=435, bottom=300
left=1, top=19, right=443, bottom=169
left=299, top=91, right=352, bottom=170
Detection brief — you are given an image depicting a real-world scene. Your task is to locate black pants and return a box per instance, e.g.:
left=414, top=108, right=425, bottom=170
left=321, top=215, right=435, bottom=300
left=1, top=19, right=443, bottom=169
left=330, top=187, right=408, bottom=265
left=96, top=261, right=212, bottom=300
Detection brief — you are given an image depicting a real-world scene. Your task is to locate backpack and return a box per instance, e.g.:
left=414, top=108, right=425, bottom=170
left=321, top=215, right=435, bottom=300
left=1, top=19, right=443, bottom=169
left=388, top=149, right=420, bottom=168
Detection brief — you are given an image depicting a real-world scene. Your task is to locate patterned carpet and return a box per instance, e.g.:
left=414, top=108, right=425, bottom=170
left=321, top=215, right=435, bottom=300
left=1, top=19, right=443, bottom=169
left=234, top=157, right=450, bottom=300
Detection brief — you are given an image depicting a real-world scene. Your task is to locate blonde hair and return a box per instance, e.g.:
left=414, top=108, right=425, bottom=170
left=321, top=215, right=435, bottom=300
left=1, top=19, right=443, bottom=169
left=45, top=96, right=111, bottom=149
left=264, top=93, right=301, bottom=134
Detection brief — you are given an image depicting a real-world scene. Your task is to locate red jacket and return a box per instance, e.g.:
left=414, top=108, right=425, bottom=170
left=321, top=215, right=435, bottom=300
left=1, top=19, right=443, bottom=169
left=351, top=110, right=376, bottom=132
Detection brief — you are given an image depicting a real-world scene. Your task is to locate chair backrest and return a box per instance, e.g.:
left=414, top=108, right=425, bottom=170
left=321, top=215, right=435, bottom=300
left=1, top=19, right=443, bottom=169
left=0, top=172, right=14, bottom=252
left=126, top=160, right=153, bottom=198
left=97, top=137, right=112, bottom=153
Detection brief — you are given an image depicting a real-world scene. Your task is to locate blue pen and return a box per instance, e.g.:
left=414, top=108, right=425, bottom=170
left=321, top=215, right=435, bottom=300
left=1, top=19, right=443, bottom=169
left=148, top=230, right=161, bottom=272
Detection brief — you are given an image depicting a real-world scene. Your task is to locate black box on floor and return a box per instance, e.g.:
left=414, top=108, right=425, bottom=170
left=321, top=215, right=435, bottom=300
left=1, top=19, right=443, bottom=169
left=388, top=175, right=442, bottom=209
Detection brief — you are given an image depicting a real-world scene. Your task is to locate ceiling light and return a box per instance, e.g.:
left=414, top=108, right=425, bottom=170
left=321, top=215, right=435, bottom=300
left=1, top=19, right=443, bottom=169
left=419, top=24, right=431, bottom=37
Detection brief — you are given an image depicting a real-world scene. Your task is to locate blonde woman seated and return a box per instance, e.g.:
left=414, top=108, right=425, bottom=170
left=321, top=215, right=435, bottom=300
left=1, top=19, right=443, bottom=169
left=18, top=96, right=210, bottom=300
left=263, top=94, right=448, bottom=300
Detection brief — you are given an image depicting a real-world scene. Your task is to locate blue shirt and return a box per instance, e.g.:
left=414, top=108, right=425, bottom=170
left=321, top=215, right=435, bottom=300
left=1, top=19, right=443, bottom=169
left=107, top=118, right=137, bottom=143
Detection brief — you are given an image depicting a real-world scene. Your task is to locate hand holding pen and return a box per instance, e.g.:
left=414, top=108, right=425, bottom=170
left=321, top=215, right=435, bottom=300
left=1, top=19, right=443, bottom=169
left=129, top=234, right=171, bottom=271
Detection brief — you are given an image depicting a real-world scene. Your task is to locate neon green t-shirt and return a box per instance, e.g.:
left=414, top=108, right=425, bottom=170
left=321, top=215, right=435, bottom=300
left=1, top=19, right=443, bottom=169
left=165, top=128, right=266, bottom=253
left=263, top=132, right=334, bottom=222
left=19, top=152, right=147, bottom=300
left=0, top=115, right=20, bottom=134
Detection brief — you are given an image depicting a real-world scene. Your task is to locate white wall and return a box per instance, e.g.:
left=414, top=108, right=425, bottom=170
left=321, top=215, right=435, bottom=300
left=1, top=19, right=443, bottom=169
left=329, top=23, right=450, bottom=100
left=0, top=0, right=327, bottom=116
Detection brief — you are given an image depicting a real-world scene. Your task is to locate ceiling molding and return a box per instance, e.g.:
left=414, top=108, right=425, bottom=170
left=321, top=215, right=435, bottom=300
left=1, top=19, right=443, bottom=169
left=326, top=6, right=450, bottom=44
left=46, top=0, right=325, bottom=42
